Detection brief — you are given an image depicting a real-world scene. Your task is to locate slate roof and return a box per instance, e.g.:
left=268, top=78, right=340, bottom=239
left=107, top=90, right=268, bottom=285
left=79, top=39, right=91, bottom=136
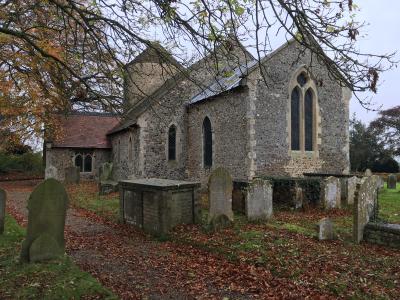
left=189, top=60, right=259, bottom=105
left=52, top=112, right=120, bottom=149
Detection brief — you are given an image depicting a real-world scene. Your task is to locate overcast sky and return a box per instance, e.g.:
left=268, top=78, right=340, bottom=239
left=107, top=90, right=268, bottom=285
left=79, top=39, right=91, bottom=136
left=349, top=1, right=400, bottom=123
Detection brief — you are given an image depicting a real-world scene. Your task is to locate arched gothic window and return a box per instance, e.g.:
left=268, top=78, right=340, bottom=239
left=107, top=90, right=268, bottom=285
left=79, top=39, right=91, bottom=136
left=290, top=71, right=317, bottom=152
left=84, top=154, right=92, bottom=172
left=75, top=154, right=83, bottom=172
left=74, top=152, right=93, bottom=173
left=168, top=125, right=177, bottom=161
left=203, top=117, right=212, bottom=167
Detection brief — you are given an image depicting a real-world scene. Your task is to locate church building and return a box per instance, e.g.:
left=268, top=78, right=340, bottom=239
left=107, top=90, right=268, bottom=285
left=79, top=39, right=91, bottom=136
left=45, top=39, right=351, bottom=184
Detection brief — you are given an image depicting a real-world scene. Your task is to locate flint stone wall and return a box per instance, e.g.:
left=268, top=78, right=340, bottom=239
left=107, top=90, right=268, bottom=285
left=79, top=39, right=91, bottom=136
left=46, top=148, right=111, bottom=181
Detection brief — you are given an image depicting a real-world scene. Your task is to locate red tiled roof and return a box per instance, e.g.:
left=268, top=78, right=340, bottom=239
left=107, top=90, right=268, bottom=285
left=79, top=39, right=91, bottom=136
left=52, top=113, right=120, bottom=149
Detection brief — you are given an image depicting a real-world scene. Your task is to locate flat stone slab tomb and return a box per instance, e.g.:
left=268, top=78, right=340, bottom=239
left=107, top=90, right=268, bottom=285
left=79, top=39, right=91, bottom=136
left=119, top=178, right=200, bottom=236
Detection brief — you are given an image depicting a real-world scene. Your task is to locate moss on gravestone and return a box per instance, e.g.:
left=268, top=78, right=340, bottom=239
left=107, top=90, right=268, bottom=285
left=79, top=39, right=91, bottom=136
left=29, top=233, right=64, bottom=262
left=20, top=178, right=69, bottom=263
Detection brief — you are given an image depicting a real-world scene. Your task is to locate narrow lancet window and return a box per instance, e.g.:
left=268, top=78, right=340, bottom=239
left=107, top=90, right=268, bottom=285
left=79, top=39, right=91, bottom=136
left=291, top=87, right=301, bottom=151
left=203, top=117, right=212, bottom=167
left=168, top=125, right=176, bottom=161
left=305, top=89, right=314, bottom=151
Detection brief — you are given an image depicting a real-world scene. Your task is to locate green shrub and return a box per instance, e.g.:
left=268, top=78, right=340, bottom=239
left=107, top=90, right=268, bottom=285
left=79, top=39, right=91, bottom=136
left=0, top=151, right=44, bottom=175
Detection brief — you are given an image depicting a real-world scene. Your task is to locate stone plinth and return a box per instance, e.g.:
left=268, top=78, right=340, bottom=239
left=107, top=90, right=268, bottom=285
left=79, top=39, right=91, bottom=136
left=119, top=178, right=200, bottom=236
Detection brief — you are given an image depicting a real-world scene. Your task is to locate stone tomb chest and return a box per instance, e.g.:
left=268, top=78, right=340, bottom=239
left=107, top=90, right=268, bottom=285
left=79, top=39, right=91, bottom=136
left=119, top=178, right=200, bottom=235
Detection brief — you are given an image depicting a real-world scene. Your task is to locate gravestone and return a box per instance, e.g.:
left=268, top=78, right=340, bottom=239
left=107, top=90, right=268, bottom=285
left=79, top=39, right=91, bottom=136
left=64, top=166, right=80, bottom=184
left=293, top=185, right=303, bottom=209
left=346, top=176, right=359, bottom=205
left=388, top=174, right=397, bottom=189
left=245, top=178, right=273, bottom=221
left=377, top=176, right=385, bottom=190
left=364, top=169, right=372, bottom=177
left=353, top=176, right=379, bottom=243
left=0, top=188, right=6, bottom=234
left=317, top=218, right=335, bottom=240
left=20, top=178, right=69, bottom=262
left=45, top=165, right=58, bottom=179
left=321, top=177, right=341, bottom=209
left=208, top=168, right=233, bottom=227
left=99, top=162, right=113, bottom=182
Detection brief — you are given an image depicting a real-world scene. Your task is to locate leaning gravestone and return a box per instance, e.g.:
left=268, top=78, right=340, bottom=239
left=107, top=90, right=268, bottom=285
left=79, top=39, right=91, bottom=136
left=45, top=165, right=58, bottom=180
left=0, top=188, right=6, bottom=234
left=208, top=168, right=233, bottom=227
left=20, top=179, right=69, bottom=262
left=353, top=176, right=379, bottom=243
left=317, top=218, right=335, bottom=240
left=64, top=166, right=80, bottom=184
left=245, top=178, right=273, bottom=221
left=388, top=174, right=397, bottom=190
left=321, top=177, right=341, bottom=209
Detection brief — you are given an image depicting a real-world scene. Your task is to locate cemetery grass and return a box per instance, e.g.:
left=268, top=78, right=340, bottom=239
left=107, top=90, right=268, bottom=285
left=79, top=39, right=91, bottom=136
left=67, top=182, right=119, bottom=222
left=0, top=214, right=117, bottom=300
left=378, top=183, right=400, bottom=224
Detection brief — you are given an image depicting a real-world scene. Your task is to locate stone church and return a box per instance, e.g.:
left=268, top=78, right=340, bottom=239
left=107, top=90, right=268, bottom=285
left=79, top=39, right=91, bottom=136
left=45, top=39, right=351, bottom=184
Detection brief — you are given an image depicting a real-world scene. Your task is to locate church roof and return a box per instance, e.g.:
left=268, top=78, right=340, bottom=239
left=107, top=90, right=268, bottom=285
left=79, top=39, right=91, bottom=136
left=51, top=112, right=120, bottom=149
left=189, top=60, right=259, bottom=105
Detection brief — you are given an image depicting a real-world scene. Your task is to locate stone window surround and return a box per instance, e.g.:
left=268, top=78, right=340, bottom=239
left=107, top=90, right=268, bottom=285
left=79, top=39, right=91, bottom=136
left=165, top=121, right=181, bottom=166
left=72, top=151, right=94, bottom=173
left=288, top=67, right=320, bottom=158
left=202, top=116, right=214, bottom=169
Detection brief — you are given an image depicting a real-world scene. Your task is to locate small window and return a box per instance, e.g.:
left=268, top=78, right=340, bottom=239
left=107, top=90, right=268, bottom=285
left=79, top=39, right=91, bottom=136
left=291, top=87, right=300, bottom=151
left=128, top=136, right=133, bottom=161
left=84, top=154, right=92, bottom=172
left=297, top=72, right=308, bottom=87
left=203, top=117, right=212, bottom=167
left=118, top=139, right=121, bottom=163
left=168, top=125, right=176, bottom=161
left=75, top=154, right=83, bottom=172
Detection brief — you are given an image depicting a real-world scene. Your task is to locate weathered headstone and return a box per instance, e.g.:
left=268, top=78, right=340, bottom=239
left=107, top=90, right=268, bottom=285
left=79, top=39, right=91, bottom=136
left=245, top=178, right=273, bottom=221
left=45, top=165, right=58, bottom=180
left=208, top=168, right=233, bottom=227
left=364, top=169, right=372, bottom=177
left=20, top=179, right=69, bottom=262
left=293, top=185, right=304, bottom=209
left=388, top=174, right=397, bottom=189
left=64, top=166, right=80, bottom=184
left=321, top=177, right=341, bottom=209
left=346, top=176, right=359, bottom=205
left=0, top=188, right=6, bottom=234
left=99, top=162, right=113, bottom=182
left=353, top=176, right=379, bottom=243
left=317, top=218, right=335, bottom=240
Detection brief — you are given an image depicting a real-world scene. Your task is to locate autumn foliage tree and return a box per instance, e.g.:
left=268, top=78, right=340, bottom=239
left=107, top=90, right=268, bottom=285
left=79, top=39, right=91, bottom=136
left=0, top=0, right=397, bottom=141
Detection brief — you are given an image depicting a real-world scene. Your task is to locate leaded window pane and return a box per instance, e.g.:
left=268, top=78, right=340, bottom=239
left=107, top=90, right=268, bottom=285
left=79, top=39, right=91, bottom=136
left=168, top=125, right=176, bottom=161
left=84, top=154, right=92, bottom=172
left=291, top=88, right=300, bottom=150
left=75, top=154, right=83, bottom=172
left=203, top=117, right=212, bottom=167
left=305, top=89, right=314, bottom=151
left=297, top=73, right=308, bottom=87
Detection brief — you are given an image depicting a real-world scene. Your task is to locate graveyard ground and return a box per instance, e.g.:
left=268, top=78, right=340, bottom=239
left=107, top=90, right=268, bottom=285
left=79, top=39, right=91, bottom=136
left=0, top=180, right=399, bottom=299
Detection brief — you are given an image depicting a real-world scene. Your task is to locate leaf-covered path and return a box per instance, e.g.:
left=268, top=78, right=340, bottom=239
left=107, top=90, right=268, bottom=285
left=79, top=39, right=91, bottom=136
left=2, top=180, right=336, bottom=299
left=2, top=180, right=400, bottom=299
